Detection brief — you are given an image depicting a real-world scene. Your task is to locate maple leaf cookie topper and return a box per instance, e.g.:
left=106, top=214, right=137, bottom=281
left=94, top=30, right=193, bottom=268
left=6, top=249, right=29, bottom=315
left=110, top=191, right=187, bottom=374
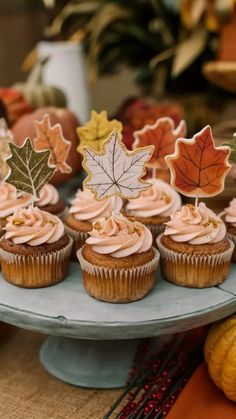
left=5, top=137, right=55, bottom=201
left=165, top=125, right=231, bottom=202
left=77, top=110, right=123, bottom=156
left=32, top=114, right=72, bottom=174
left=82, top=130, right=154, bottom=209
left=133, top=117, right=187, bottom=175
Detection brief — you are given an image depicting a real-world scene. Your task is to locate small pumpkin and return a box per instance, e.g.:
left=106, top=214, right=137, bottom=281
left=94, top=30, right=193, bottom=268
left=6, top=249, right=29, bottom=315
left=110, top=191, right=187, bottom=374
left=204, top=315, right=236, bottom=401
left=13, top=59, right=67, bottom=110
left=12, top=107, right=81, bottom=185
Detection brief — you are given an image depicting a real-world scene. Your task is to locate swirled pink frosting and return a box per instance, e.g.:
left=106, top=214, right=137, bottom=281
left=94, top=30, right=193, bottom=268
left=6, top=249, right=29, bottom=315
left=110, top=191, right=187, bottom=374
left=36, top=184, right=59, bottom=207
left=69, top=188, right=122, bottom=222
left=4, top=206, right=64, bottom=246
left=223, top=198, right=236, bottom=227
left=126, top=179, right=181, bottom=218
left=164, top=202, right=226, bottom=244
left=86, top=215, right=152, bottom=257
left=0, top=182, right=32, bottom=218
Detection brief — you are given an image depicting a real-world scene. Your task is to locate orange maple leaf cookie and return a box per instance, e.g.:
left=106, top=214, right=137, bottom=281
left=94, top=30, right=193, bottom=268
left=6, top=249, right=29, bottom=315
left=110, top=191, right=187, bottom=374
left=32, top=114, right=72, bottom=174
left=166, top=125, right=231, bottom=197
left=133, top=117, right=186, bottom=169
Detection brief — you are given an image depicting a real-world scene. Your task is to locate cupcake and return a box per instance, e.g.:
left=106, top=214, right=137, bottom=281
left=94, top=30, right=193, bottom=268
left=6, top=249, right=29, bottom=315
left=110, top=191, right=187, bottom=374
left=64, top=187, right=122, bottom=252
left=0, top=206, right=72, bottom=288
left=0, top=181, right=32, bottom=230
left=220, top=198, right=236, bottom=262
left=35, top=183, right=67, bottom=219
left=77, top=214, right=160, bottom=303
left=156, top=203, right=234, bottom=288
left=126, top=178, right=181, bottom=242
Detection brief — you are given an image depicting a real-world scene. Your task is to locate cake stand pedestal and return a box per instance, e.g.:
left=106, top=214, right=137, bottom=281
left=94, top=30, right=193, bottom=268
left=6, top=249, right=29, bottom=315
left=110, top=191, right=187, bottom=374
left=0, top=263, right=235, bottom=388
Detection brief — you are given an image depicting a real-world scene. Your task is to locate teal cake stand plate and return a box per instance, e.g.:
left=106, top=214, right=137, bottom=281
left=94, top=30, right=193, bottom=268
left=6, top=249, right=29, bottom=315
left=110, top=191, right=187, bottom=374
left=0, top=263, right=235, bottom=388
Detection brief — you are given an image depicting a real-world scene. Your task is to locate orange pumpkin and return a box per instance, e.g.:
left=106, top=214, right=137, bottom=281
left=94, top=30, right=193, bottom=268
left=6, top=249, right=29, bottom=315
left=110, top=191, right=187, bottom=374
left=12, top=107, right=81, bottom=185
left=204, top=315, right=236, bottom=401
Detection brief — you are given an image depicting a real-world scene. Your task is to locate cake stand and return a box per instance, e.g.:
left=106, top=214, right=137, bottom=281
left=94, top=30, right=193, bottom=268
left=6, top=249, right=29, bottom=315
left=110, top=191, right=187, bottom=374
left=0, top=263, right=235, bottom=389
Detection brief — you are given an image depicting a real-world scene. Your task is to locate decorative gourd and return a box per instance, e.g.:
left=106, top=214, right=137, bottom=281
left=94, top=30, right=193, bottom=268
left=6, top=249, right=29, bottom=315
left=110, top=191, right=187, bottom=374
left=0, top=88, right=32, bottom=125
left=12, top=107, right=81, bottom=185
left=13, top=59, right=67, bottom=110
left=204, top=315, right=236, bottom=401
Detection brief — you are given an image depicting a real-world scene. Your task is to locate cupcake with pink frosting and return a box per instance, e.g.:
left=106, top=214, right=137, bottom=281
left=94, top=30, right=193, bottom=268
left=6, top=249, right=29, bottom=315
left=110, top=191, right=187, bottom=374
left=125, top=179, right=181, bottom=242
left=0, top=206, right=73, bottom=288
left=0, top=182, right=32, bottom=231
left=64, top=187, right=123, bottom=253
left=220, top=198, right=236, bottom=262
left=156, top=202, right=234, bottom=288
left=35, top=183, right=67, bottom=219
left=77, top=213, right=159, bottom=302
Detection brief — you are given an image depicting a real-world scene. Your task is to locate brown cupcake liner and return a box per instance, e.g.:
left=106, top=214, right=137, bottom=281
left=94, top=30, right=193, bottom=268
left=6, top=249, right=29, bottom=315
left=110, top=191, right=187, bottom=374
left=0, top=236, right=73, bottom=288
left=227, top=232, right=236, bottom=263
left=64, top=224, right=89, bottom=260
left=156, top=234, right=234, bottom=288
left=77, top=247, right=160, bottom=303
left=57, top=206, right=68, bottom=221
left=146, top=223, right=165, bottom=244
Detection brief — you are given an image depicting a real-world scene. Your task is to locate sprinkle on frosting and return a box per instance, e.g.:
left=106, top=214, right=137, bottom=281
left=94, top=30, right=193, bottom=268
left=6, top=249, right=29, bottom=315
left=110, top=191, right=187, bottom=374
left=223, top=198, right=236, bottom=228
left=36, top=184, right=59, bottom=207
left=4, top=206, right=64, bottom=246
left=126, top=178, right=181, bottom=218
left=164, top=202, right=226, bottom=244
left=86, top=214, right=152, bottom=257
left=0, top=182, right=32, bottom=218
left=69, top=188, right=122, bottom=222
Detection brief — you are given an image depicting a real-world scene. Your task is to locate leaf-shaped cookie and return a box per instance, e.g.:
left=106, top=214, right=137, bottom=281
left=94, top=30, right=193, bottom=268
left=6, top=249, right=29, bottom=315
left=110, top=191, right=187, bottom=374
left=6, top=138, right=55, bottom=199
left=0, top=118, right=14, bottom=179
left=33, top=114, right=72, bottom=174
left=83, top=130, right=154, bottom=200
left=77, top=110, right=123, bottom=155
left=166, top=125, right=231, bottom=198
left=133, top=117, right=187, bottom=169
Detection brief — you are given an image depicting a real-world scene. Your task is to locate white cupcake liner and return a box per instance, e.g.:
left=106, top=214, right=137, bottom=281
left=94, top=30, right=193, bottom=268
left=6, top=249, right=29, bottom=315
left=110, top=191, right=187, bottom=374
left=156, top=235, right=234, bottom=267
left=77, top=247, right=160, bottom=280
left=0, top=236, right=73, bottom=288
left=77, top=246, right=160, bottom=302
left=156, top=234, right=234, bottom=287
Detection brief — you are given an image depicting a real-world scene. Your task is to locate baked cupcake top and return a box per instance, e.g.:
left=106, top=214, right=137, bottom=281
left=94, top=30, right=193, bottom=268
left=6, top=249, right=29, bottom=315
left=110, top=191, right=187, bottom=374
left=69, top=188, right=122, bottom=223
left=86, top=214, right=152, bottom=258
left=36, top=184, right=59, bottom=207
left=125, top=178, right=181, bottom=218
left=0, top=182, right=32, bottom=218
left=222, top=198, right=236, bottom=228
left=164, top=202, right=226, bottom=245
left=4, top=206, right=64, bottom=246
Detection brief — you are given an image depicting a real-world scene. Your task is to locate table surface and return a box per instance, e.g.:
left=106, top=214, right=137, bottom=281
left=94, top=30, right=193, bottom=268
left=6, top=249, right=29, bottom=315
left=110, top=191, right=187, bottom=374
left=0, top=325, right=121, bottom=419
left=0, top=263, right=235, bottom=340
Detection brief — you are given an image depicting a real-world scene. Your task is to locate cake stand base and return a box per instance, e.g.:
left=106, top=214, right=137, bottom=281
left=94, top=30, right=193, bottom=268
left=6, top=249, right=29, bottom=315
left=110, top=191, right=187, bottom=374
left=40, top=336, right=148, bottom=388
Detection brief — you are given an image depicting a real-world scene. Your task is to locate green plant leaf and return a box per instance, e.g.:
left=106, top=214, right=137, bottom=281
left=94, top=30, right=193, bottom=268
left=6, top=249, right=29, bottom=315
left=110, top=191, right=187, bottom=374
left=5, top=138, right=55, bottom=199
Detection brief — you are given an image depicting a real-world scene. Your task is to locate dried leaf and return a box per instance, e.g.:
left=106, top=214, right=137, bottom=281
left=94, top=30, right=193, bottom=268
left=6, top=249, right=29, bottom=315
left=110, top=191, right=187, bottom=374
left=133, top=117, right=186, bottom=169
left=33, top=114, right=72, bottom=174
left=0, top=118, right=14, bottom=179
left=83, top=130, right=154, bottom=200
left=166, top=125, right=231, bottom=198
left=6, top=138, right=55, bottom=199
left=172, top=27, right=207, bottom=77
left=77, top=110, right=123, bottom=155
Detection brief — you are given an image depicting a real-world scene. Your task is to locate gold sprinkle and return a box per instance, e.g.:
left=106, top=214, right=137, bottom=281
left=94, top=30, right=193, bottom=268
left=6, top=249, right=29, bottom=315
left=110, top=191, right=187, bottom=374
left=93, top=221, right=101, bottom=231
left=12, top=218, right=25, bottom=226
left=186, top=204, right=194, bottom=209
left=203, top=218, right=219, bottom=228
left=122, top=212, right=136, bottom=222
left=162, top=192, right=171, bottom=204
